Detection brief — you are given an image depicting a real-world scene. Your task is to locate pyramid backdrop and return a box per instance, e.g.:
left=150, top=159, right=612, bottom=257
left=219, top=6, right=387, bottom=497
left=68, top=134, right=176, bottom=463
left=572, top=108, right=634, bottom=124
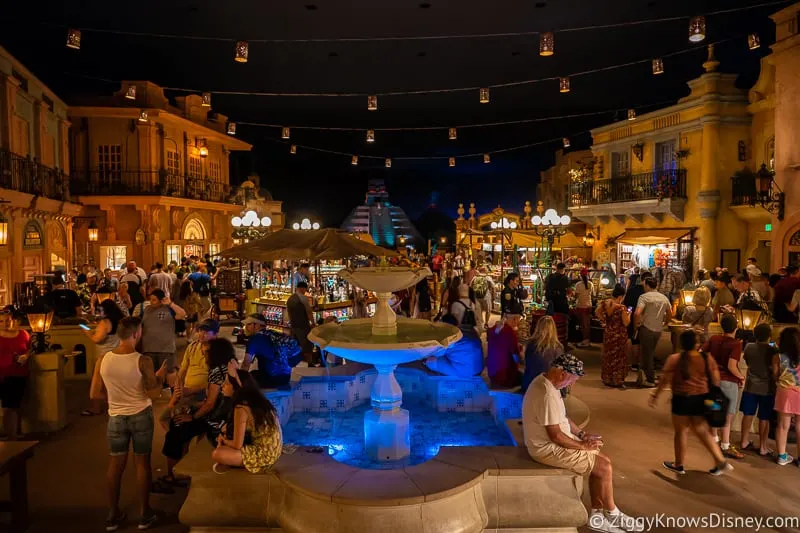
left=341, top=179, right=423, bottom=249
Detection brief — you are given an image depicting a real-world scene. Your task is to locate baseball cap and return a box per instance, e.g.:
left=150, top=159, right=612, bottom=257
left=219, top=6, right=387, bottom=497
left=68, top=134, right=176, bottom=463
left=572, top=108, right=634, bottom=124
left=197, top=319, right=220, bottom=333
left=552, top=353, right=585, bottom=377
left=241, top=314, right=267, bottom=326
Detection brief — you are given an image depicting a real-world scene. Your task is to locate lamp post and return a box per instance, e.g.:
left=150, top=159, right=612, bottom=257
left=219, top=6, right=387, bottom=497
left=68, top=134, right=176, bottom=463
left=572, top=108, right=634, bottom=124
left=231, top=210, right=273, bottom=241
left=292, top=218, right=321, bottom=231
left=531, top=208, right=571, bottom=257
left=26, top=310, right=54, bottom=354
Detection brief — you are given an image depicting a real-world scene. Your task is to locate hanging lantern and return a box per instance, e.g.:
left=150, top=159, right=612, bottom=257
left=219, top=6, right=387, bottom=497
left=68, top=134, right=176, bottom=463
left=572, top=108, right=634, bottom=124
left=235, top=41, right=249, bottom=62
left=281, top=127, right=290, bottom=139
left=227, top=122, right=237, bottom=135
left=483, top=154, right=490, bottom=164
left=539, top=32, right=554, bottom=56
left=559, top=77, right=570, bottom=93
left=627, top=109, right=636, bottom=121
left=449, top=157, right=455, bottom=167
left=125, top=85, right=137, bottom=100
left=366, top=129, right=375, bottom=143
left=652, top=58, right=664, bottom=75
left=199, top=146, right=209, bottom=158
left=0, top=212, right=7, bottom=246
left=368, top=95, right=378, bottom=111
left=87, top=221, right=99, bottom=242
left=748, top=34, right=761, bottom=50
left=201, top=92, right=212, bottom=107
left=290, top=144, right=297, bottom=154
left=688, top=16, right=706, bottom=43
left=66, top=28, right=82, bottom=50
left=351, top=155, right=359, bottom=166
left=385, top=158, right=392, bottom=168
left=479, top=88, right=490, bottom=104
left=583, top=231, right=596, bottom=247
left=138, top=109, right=149, bottom=123
left=448, top=127, right=457, bottom=140
left=563, top=137, right=570, bottom=148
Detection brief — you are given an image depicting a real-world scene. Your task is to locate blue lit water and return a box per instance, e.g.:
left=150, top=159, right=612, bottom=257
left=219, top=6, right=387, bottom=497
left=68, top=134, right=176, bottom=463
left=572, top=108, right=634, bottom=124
left=281, top=397, right=514, bottom=470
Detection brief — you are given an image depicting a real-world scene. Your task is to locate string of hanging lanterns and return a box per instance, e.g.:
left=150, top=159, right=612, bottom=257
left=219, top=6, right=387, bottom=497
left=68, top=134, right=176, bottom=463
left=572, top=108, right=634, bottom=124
left=58, top=0, right=783, bottom=49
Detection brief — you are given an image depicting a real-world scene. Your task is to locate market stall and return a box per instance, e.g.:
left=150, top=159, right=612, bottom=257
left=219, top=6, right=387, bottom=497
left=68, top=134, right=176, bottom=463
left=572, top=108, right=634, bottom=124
left=614, top=227, right=696, bottom=282
left=219, top=229, right=396, bottom=330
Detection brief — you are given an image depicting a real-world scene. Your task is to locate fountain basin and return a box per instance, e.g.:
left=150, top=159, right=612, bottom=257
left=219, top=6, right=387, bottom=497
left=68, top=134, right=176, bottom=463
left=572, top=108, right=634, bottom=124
left=338, top=265, right=431, bottom=293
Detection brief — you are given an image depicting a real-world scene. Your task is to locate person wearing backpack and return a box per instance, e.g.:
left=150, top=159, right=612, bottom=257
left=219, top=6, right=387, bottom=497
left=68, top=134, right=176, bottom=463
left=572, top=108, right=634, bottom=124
left=471, top=266, right=494, bottom=328
left=121, top=261, right=147, bottom=309
left=449, top=280, right=480, bottom=331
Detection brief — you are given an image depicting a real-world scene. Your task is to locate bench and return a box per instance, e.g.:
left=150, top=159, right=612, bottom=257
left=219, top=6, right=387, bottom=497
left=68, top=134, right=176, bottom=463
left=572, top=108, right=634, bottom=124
left=0, top=441, right=38, bottom=533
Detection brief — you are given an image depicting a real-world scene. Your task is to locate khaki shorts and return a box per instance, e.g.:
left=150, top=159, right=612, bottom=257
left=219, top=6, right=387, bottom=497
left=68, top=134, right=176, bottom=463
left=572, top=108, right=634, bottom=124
left=528, top=443, right=598, bottom=476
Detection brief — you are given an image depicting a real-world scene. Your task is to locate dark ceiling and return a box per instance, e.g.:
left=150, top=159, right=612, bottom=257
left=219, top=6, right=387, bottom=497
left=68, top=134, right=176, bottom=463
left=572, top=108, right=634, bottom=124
left=0, top=0, right=786, bottom=225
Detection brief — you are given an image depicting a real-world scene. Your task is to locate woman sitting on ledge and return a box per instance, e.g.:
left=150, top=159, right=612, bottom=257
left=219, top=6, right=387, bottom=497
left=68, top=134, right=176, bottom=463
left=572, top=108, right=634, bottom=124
left=212, top=369, right=283, bottom=473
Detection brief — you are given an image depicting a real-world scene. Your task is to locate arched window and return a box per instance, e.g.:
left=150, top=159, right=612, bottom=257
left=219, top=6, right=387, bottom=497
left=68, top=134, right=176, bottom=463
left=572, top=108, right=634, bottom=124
left=23, top=220, right=43, bottom=249
left=183, top=217, right=206, bottom=241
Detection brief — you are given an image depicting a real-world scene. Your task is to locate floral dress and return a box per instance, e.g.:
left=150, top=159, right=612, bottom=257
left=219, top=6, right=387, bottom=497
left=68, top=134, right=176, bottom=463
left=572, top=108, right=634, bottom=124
left=241, top=413, right=283, bottom=474
left=596, top=301, right=628, bottom=387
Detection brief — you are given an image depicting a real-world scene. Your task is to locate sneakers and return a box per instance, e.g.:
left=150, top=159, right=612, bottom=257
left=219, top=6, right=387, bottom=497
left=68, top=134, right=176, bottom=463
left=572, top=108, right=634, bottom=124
left=777, top=453, right=794, bottom=466
left=608, top=509, right=644, bottom=532
left=722, top=445, right=744, bottom=460
left=138, top=511, right=158, bottom=530
left=641, top=381, right=657, bottom=388
left=662, top=461, right=686, bottom=475
left=588, top=511, right=626, bottom=533
left=709, top=461, right=734, bottom=476
left=105, top=510, right=126, bottom=532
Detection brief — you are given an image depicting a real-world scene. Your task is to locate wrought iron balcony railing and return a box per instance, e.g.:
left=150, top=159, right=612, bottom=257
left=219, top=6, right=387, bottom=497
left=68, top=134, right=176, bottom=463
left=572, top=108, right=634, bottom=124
left=70, top=169, right=232, bottom=203
left=0, top=147, right=69, bottom=201
left=731, top=174, right=762, bottom=206
left=567, top=169, right=687, bottom=208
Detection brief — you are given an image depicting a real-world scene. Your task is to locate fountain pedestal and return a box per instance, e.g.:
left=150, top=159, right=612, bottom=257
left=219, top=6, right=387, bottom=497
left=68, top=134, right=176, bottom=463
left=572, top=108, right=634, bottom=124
left=364, top=364, right=409, bottom=461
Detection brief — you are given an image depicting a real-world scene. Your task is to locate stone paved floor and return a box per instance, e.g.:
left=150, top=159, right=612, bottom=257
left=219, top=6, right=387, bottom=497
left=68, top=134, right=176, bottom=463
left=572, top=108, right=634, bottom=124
left=3, top=331, right=800, bottom=532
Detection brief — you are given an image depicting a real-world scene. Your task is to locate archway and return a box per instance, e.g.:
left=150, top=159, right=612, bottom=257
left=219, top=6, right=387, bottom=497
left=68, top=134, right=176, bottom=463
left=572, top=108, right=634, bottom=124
left=182, top=216, right=207, bottom=258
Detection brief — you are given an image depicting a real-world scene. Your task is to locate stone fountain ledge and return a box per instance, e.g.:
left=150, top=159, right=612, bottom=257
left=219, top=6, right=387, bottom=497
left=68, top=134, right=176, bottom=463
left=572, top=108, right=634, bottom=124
left=178, top=442, right=588, bottom=533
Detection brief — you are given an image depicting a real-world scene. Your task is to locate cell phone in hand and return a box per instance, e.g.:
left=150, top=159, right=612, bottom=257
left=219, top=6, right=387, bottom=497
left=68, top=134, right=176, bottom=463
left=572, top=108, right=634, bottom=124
left=79, top=324, right=91, bottom=330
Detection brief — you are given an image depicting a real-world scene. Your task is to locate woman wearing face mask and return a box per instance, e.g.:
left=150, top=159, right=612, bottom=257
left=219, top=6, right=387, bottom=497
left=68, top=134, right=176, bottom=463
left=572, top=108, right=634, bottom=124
left=0, top=307, right=31, bottom=440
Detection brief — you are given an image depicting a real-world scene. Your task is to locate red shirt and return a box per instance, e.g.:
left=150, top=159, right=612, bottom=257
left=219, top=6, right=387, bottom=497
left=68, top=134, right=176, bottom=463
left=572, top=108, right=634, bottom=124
left=487, top=324, right=520, bottom=388
left=0, top=330, right=31, bottom=377
left=702, top=335, right=742, bottom=384
left=432, top=255, right=443, bottom=273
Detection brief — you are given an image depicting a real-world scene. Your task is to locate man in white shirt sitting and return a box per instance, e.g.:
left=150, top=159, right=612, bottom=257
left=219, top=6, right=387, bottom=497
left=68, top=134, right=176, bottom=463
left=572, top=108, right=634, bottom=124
left=522, top=353, right=639, bottom=533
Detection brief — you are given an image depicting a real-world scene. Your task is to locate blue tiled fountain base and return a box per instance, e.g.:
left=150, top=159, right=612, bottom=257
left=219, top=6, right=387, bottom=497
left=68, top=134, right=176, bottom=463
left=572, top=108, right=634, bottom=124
left=281, top=397, right=514, bottom=470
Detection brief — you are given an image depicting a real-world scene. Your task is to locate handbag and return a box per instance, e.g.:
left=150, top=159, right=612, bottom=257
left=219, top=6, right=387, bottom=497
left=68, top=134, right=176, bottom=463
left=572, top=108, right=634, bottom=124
left=702, top=352, right=730, bottom=428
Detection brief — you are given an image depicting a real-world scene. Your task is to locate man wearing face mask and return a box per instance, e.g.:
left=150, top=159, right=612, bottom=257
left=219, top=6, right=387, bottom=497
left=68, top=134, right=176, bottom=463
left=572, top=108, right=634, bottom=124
left=522, top=353, right=638, bottom=533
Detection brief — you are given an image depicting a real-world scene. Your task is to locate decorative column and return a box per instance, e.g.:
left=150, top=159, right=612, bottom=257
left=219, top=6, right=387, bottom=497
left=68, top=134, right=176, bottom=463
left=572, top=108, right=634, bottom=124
left=0, top=75, right=20, bottom=151
left=696, top=46, right=722, bottom=270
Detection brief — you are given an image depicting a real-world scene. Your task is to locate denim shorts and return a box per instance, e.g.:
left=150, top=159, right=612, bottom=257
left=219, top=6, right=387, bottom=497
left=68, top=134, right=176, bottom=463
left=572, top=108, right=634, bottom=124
left=107, top=406, right=154, bottom=456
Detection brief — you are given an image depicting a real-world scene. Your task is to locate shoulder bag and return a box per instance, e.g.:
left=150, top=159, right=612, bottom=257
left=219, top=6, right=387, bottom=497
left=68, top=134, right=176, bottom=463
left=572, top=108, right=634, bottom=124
left=702, top=352, right=729, bottom=428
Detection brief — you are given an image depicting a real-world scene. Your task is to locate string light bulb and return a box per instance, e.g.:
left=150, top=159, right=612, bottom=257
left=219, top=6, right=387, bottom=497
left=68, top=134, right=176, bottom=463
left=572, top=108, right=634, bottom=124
left=448, top=128, right=457, bottom=140
left=366, top=129, right=375, bottom=143
left=385, top=158, right=392, bottom=168
left=351, top=155, right=359, bottom=166
left=480, top=88, right=490, bottom=104
left=688, top=16, right=706, bottom=43
left=559, top=77, right=570, bottom=93
left=368, top=95, right=378, bottom=111
left=290, top=144, right=297, bottom=154
left=563, top=137, right=570, bottom=148
left=652, top=58, right=664, bottom=75
left=227, top=122, right=237, bottom=135
left=281, top=127, right=290, bottom=139
left=449, top=157, right=456, bottom=167
left=66, top=28, right=81, bottom=50
left=201, top=92, right=211, bottom=107
left=627, top=109, right=636, bottom=121
left=748, top=34, right=761, bottom=50
left=539, top=32, right=554, bottom=56
left=483, top=154, right=490, bottom=164
left=235, top=41, right=249, bottom=62
left=125, top=85, right=137, bottom=100
left=138, top=110, right=149, bottom=123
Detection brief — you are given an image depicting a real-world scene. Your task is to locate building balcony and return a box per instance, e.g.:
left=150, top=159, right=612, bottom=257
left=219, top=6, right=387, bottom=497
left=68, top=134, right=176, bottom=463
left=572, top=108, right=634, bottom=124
left=70, top=170, right=233, bottom=204
left=0, top=147, right=69, bottom=202
left=567, top=169, right=687, bottom=224
left=729, top=175, right=775, bottom=223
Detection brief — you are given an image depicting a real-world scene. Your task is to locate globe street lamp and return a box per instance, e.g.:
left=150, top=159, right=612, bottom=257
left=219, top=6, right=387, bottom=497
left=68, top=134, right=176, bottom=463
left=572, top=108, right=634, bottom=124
left=293, top=218, right=321, bottom=230
left=531, top=208, right=571, bottom=253
left=231, top=209, right=272, bottom=241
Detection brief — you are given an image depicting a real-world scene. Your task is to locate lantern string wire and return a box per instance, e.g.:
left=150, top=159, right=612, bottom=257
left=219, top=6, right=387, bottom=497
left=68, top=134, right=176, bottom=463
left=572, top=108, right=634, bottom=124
left=64, top=35, right=738, bottom=101
left=44, top=0, right=784, bottom=44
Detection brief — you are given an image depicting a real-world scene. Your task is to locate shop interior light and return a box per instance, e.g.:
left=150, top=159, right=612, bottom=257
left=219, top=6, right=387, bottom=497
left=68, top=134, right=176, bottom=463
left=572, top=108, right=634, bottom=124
left=125, top=86, right=137, bottom=100
left=688, top=16, right=706, bottom=43
left=235, top=41, right=249, bottom=62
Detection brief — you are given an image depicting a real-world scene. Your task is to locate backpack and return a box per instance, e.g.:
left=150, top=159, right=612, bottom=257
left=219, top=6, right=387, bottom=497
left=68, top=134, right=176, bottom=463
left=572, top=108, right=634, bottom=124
left=472, top=276, right=490, bottom=299
left=126, top=274, right=144, bottom=304
left=454, top=300, right=477, bottom=329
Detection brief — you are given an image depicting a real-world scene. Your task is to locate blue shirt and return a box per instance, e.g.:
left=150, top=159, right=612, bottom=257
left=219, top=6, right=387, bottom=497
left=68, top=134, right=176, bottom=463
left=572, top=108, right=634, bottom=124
left=187, top=272, right=211, bottom=293
left=246, top=330, right=302, bottom=378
